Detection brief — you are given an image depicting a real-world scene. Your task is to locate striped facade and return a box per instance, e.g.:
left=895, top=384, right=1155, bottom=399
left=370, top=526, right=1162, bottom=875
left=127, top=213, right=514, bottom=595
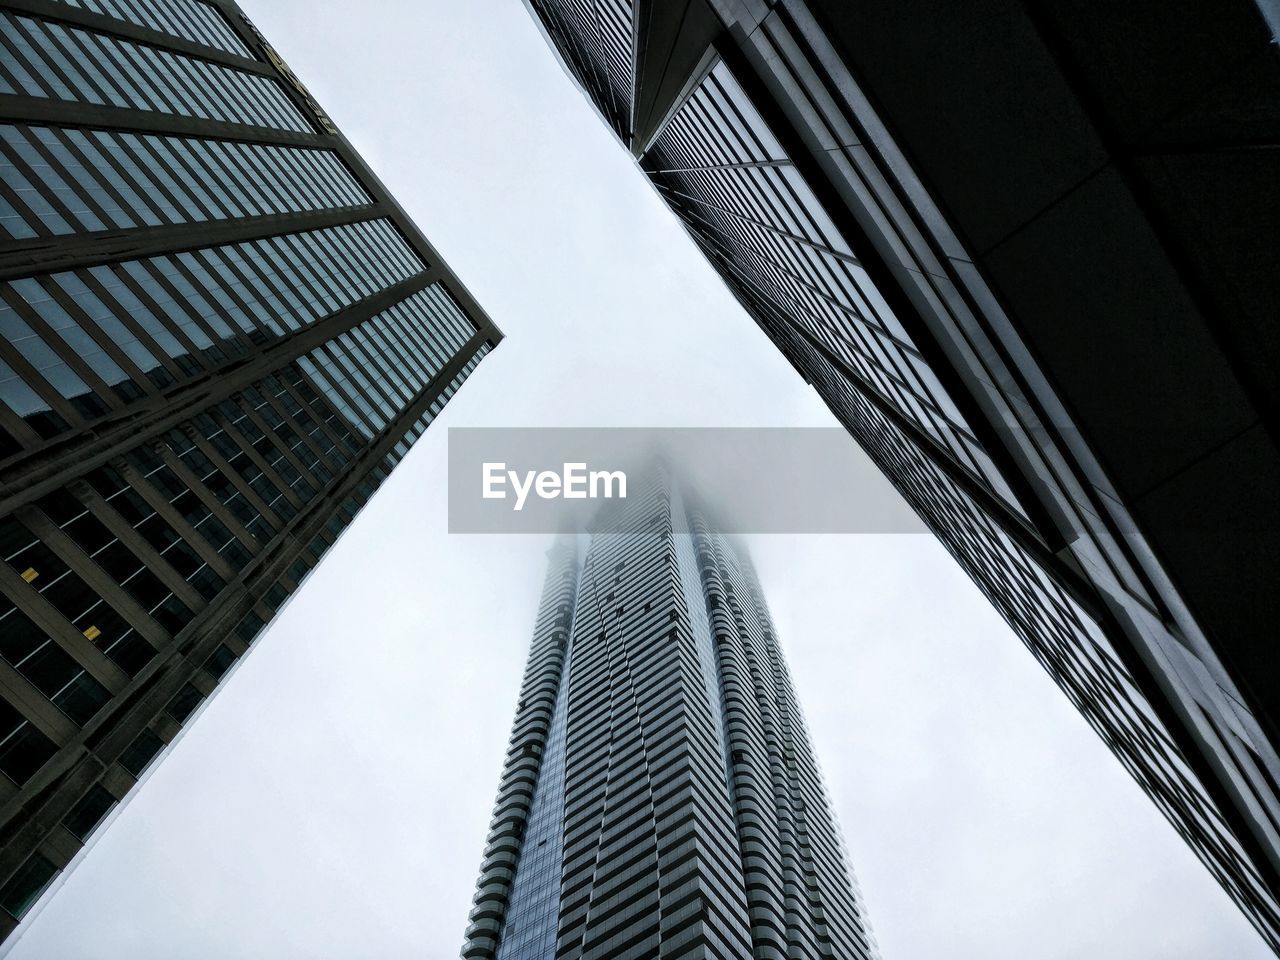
left=519, top=1, right=1280, bottom=950
left=0, top=0, right=500, bottom=941
left=464, top=474, right=877, bottom=960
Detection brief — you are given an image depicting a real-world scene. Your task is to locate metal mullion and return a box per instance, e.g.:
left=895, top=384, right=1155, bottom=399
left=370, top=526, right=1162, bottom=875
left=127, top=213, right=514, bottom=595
left=276, top=374, right=347, bottom=464
left=46, top=125, right=136, bottom=229
left=307, top=346, right=378, bottom=434
left=8, top=0, right=266, bottom=73
left=210, top=408, right=303, bottom=510
left=0, top=164, right=56, bottom=240
left=70, top=482, right=205, bottom=612
left=168, top=428, right=282, bottom=539
left=130, top=257, right=231, bottom=351
left=106, top=31, right=179, bottom=114
left=166, top=50, right=219, bottom=121
left=359, top=220, right=415, bottom=283
left=281, top=144, right=335, bottom=209
left=0, top=132, right=83, bottom=231
left=114, top=131, right=205, bottom=222
left=341, top=221, right=393, bottom=290
left=234, top=238, right=308, bottom=330
left=242, top=72, right=296, bottom=133
left=367, top=220, right=421, bottom=279
left=348, top=335, right=411, bottom=418
left=2, top=270, right=443, bottom=515
left=257, top=233, right=329, bottom=318
left=314, top=151, right=364, bottom=206
left=0, top=377, right=42, bottom=448
left=79, top=267, right=184, bottom=381
left=164, top=250, right=252, bottom=339
left=297, top=227, right=369, bottom=301
left=235, top=397, right=316, bottom=492
left=75, top=128, right=167, bottom=226
left=284, top=148, right=332, bottom=209
left=0, top=640, right=77, bottom=745
left=11, top=122, right=115, bottom=231
left=365, top=314, right=423, bottom=391
left=0, top=330, right=81, bottom=429
left=185, top=137, right=253, bottom=217
left=384, top=302, right=441, bottom=374
left=0, top=15, right=53, bottom=97
left=0, top=285, right=121, bottom=411
left=0, top=91, right=329, bottom=148
left=322, top=225, right=386, bottom=296
left=270, top=232, right=342, bottom=314
left=121, top=449, right=260, bottom=558
left=42, top=277, right=157, bottom=392
left=56, top=22, right=149, bottom=112
left=69, top=21, right=158, bottom=112
left=253, top=143, right=308, bottom=210
left=15, top=17, right=108, bottom=106
left=8, top=507, right=138, bottom=688
left=112, top=258, right=213, bottom=362
left=196, top=58, right=256, bottom=127
left=106, top=132, right=191, bottom=224
left=187, top=246, right=274, bottom=339
left=281, top=146, right=334, bottom=210
left=173, top=135, right=246, bottom=218
left=343, top=330, right=406, bottom=407
left=145, top=135, right=226, bottom=221
left=260, top=233, right=332, bottom=323
left=262, top=386, right=338, bottom=477
left=210, top=139, right=274, bottom=215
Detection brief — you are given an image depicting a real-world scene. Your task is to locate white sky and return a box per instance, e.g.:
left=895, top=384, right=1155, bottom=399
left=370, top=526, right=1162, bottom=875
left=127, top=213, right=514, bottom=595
left=6, top=2, right=1269, bottom=957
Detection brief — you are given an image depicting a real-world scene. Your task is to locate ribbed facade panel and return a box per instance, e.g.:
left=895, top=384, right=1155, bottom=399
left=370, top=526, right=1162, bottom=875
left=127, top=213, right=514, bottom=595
left=464, top=475, right=876, bottom=960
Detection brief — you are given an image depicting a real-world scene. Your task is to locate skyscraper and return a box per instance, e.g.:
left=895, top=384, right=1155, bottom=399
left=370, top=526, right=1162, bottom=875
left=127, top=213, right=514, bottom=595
left=519, top=0, right=1280, bottom=949
left=463, top=472, right=878, bottom=960
left=0, top=0, right=500, bottom=939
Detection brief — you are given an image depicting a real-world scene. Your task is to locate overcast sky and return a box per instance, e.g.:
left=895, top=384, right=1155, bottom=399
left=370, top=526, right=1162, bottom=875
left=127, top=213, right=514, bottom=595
left=5, top=2, right=1270, bottom=958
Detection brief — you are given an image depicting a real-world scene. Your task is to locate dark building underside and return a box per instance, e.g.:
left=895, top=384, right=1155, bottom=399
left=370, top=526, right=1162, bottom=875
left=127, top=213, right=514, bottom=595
left=521, top=0, right=1280, bottom=949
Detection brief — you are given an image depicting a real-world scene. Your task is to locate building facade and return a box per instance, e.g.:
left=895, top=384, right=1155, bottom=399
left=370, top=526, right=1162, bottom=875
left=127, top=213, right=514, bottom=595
left=0, top=0, right=500, bottom=940
left=463, top=473, right=878, bottom=960
left=519, top=0, right=1280, bottom=950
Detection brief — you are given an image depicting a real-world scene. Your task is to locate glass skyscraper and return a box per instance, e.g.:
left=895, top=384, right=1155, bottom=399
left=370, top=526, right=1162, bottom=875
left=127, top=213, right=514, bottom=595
left=0, top=0, right=500, bottom=940
left=519, top=0, right=1280, bottom=950
left=463, top=472, right=878, bottom=960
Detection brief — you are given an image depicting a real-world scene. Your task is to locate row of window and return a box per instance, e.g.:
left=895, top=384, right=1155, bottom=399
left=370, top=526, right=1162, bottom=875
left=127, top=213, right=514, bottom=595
left=802, top=336, right=1280, bottom=931
left=648, top=61, right=1023, bottom=515
left=0, top=218, right=425, bottom=446
left=50, top=0, right=255, bottom=59
left=301, top=283, right=479, bottom=440
left=384, top=344, right=489, bottom=470
left=528, top=0, right=634, bottom=139
left=0, top=14, right=310, bottom=133
left=0, top=122, right=369, bottom=239
left=0, top=350, right=379, bottom=793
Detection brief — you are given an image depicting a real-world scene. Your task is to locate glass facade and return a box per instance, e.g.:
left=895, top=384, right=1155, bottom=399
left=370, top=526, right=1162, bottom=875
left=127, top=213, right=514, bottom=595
left=464, top=474, right=878, bottom=960
left=0, top=0, right=501, bottom=943
left=520, top=0, right=1280, bottom=951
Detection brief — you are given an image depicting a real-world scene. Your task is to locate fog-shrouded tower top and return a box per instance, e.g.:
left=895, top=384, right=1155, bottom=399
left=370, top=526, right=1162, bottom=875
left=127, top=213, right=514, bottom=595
left=463, top=472, right=878, bottom=960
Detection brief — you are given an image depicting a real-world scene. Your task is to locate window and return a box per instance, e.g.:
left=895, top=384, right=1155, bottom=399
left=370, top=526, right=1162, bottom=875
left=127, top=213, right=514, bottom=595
left=117, top=728, right=162, bottom=778
left=62, top=783, right=117, bottom=841
left=0, top=853, right=57, bottom=919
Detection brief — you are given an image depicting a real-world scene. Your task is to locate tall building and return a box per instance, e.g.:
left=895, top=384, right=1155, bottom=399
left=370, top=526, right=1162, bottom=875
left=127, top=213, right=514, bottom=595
left=463, top=472, right=878, bottom=960
left=0, top=0, right=500, bottom=940
left=519, top=0, right=1280, bottom=949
